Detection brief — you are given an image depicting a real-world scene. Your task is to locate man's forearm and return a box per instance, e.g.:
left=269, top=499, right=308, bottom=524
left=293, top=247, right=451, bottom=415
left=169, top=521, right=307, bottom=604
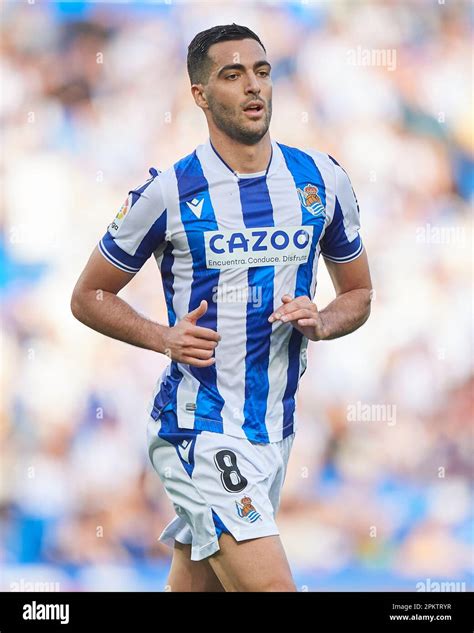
left=318, top=288, right=372, bottom=340
left=71, top=289, right=166, bottom=353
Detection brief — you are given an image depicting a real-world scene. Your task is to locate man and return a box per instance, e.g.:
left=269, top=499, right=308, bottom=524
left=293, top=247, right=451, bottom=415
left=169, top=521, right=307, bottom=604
left=71, top=23, right=372, bottom=592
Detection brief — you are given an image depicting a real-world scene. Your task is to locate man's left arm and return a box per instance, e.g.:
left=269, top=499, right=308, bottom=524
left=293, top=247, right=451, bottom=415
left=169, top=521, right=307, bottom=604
left=268, top=248, right=372, bottom=341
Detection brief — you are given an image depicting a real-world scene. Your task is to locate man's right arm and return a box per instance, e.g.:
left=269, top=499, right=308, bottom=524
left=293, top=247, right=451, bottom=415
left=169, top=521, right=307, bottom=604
left=70, top=246, right=220, bottom=367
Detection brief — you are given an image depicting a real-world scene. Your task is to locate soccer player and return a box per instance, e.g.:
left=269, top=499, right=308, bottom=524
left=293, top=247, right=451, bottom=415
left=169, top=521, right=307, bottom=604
left=71, top=24, right=372, bottom=592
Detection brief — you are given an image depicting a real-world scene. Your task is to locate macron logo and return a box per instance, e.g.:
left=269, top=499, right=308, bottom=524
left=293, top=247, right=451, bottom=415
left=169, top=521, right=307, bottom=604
left=177, top=438, right=194, bottom=464
left=186, top=197, right=204, bottom=219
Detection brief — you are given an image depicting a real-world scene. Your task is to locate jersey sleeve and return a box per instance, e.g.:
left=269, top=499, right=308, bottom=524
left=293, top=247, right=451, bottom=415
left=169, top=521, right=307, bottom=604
left=98, top=168, right=167, bottom=274
left=319, top=157, right=363, bottom=263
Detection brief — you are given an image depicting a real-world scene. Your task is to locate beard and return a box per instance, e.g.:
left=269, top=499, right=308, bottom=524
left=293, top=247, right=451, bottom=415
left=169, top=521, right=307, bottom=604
left=207, top=94, right=272, bottom=145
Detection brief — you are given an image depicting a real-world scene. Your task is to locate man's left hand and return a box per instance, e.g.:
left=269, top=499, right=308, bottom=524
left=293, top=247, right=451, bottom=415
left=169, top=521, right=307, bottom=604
left=268, top=294, right=326, bottom=341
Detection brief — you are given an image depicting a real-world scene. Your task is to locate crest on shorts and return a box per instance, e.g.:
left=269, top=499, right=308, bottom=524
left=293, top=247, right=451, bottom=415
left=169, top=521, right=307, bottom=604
left=235, top=496, right=262, bottom=523
left=297, top=183, right=325, bottom=217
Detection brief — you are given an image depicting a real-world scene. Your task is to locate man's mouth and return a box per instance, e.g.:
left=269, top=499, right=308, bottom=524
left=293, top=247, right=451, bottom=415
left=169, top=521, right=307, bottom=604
left=243, top=101, right=264, bottom=118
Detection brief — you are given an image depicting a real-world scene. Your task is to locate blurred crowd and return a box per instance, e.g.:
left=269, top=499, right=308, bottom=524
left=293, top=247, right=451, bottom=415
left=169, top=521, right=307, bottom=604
left=1, top=1, right=472, bottom=591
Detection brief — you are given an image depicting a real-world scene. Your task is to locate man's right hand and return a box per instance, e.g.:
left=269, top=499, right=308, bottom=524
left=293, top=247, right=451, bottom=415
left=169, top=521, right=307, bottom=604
left=160, top=300, right=220, bottom=367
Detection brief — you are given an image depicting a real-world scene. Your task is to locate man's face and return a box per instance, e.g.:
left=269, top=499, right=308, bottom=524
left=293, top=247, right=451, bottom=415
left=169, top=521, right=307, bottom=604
left=199, top=38, right=272, bottom=145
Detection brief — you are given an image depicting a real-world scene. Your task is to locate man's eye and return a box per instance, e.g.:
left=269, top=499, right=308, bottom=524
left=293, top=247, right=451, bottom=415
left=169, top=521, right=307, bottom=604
left=226, top=74, right=238, bottom=80
left=258, top=71, right=269, bottom=77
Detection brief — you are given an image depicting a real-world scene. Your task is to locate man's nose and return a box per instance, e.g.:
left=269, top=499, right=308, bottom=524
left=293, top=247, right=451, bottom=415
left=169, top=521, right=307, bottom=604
left=244, top=71, right=261, bottom=95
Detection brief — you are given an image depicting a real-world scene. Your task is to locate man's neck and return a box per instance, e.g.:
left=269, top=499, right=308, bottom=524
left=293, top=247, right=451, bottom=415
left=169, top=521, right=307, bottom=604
left=209, top=128, right=272, bottom=174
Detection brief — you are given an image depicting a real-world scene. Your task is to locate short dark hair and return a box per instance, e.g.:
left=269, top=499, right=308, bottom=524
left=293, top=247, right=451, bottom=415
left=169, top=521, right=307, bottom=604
left=187, top=23, right=266, bottom=85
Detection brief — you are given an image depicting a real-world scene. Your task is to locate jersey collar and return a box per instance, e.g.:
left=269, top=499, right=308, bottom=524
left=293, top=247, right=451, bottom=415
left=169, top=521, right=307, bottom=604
left=202, top=137, right=282, bottom=180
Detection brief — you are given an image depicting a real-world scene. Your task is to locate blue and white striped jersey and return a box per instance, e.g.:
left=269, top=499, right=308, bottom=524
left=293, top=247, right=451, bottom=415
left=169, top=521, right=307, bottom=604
left=99, top=139, right=363, bottom=443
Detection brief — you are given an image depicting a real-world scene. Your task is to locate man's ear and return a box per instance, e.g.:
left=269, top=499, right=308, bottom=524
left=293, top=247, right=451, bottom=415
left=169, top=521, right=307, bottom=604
left=191, top=84, right=208, bottom=109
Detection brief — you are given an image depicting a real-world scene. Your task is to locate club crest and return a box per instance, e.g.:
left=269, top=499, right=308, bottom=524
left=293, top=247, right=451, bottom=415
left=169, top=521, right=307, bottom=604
left=297, top=183, right=325, bottom=217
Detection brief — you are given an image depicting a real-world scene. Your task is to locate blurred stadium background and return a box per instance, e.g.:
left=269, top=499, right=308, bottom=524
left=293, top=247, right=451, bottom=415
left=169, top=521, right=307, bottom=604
left=1, top=0, right=472, bottom=592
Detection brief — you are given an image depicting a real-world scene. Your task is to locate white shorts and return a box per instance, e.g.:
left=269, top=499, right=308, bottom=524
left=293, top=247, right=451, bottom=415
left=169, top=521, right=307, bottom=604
left=147, top=403, right=295, bottom=562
